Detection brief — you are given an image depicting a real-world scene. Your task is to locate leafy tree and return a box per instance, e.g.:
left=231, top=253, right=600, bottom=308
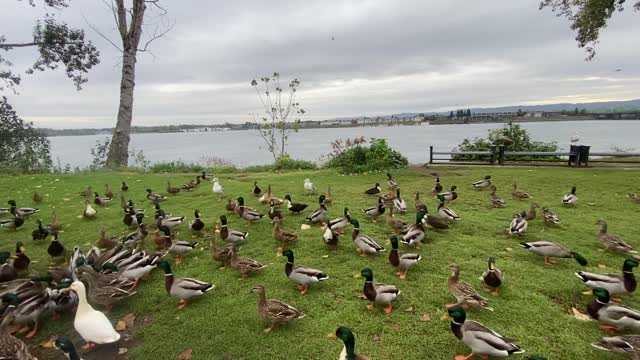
left=250, top=73, right=305, bottom=162
left=449, top=111, right=454, bottom=118
left=323, top=138, right=408, bottom=174
left=540, top=0, right=640, bottom=60
left=466, top=109, right=472, bottom=117
left=574, top=107, right=580, bottom=115
left=517, top=108, right=524, bottom=117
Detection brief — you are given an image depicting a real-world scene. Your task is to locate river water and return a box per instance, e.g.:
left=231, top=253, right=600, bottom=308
left=48, top=120, right=639, bottom=168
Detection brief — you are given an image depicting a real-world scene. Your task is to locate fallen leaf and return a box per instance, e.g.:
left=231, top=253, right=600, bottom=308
left=598, top=264, right=607, bottom=269
left=121, top=313, right=136, bottom=327
left=116, top=321, right=127, bottom=331
left=505, top=247, right=513, bottom=252
left=40, top=337, right=56, bottom=348
left=300, top=224, right=311, bottom=230
left=321, top=255, right=329, bottom=259
left=177, top=349, right=193, bottom=360
left=372, top=334, right=381, bottom=342
left=404, top=306, right=415, bottom=313
left=419, top=314, right=431, bottom=321
left=587, top=203, right=596, bottom=206
left=571, top=307, right=590, bottom=321
left=118, top=348, right=128, bottom=355
left=63, top=198, right=71, bottom=201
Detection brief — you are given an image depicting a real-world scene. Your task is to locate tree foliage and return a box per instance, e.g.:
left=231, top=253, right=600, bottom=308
left=324, top=138, right=408, bottom=174
left=540, top=0, right=640, bottom=60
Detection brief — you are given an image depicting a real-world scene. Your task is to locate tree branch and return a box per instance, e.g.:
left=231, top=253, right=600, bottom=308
left=82, top=14, right=123, bottom=52
left=0, top=42, right=39, bottom=48
left=115, top=0, right=128, bottom=40
left=137, top=20, right=174, bottom=52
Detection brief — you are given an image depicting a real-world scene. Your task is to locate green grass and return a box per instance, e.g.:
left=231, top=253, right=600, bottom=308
left=1, top=166, right=640, bottom=360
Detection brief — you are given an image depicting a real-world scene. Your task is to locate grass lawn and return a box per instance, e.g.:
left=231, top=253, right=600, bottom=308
left=1, top=166, right=640, bottom=360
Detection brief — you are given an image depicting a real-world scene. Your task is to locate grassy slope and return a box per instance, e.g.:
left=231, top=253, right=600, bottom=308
left=1, top=167, right=639, bottom=360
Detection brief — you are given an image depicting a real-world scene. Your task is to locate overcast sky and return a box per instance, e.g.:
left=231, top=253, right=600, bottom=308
left=2, top=0, right=639, bottom=128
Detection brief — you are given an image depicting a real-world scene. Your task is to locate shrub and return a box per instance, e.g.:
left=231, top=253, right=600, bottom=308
left=324, top=138, right=408, bottom=173
left=274, top=154, right=317, bottom=171
left=149, top=161, right=204, bottom=173
left=452, top=122, right=559, bottom=161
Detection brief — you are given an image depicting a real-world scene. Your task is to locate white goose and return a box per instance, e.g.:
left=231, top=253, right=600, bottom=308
left=212, top=178, right=224, bottom=199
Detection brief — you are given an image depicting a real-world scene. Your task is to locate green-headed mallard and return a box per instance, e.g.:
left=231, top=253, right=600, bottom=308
left=0, top=213, right=24, bottom=230
left=576, top=258, right=638, bottom=300
left=53, top=336, right=81, bottom=360
left=31, top=219, right=49, bottom=241
left=588, top=287, right=640, bottom=333
left=7, top=200, right=39, bottom=218
left=563, top=186, right=578, bottom=206
left=146, top=189, right=166, bottom=201
left=512, top=183, right=530, bottom=200
left=519, top=241, right=587, bottom=266
left=11, top=242, right=30, bottom=274
left=331, top=326, right=370, bottom=360
left=282, top=249, right=328, bottom=295
left=350, top=219, right=384, bottom=257
left=447, top=264, right=493, bottom=311
left=284, top=194, right=308, bottom=214
left=212, top=178, right=224, bottom=199
left=357, top=267, right=400, bottom=314
left=47, top=230, right=66, bottom=264
left=230, top=247, right=267, bottom=279
left=269, top=200, right=283, bottom=221
left=438, top=186, right=458, bottom=202
left=443, top=306, right=524, bottom=359
left=1, top=289, right=50, bottom=339
left=393, top=189, right=407, bottom=213
left=596, top=220, right=635, bottom=254
left=93, top=192, right=111, bottom=207
left=253, top=181, right=261, bottom=197
left=166, top=181, right=181, bottom=195
left=272, top=218, right=297, bottom=253
left=189, top=209, right=205, bottom=235
left=329, top=207, right=351, bottom=233
left=235, top=197, right=264, bottom=223
left=481, top=257, right=503, bottom=297
left=64, top=281, right=120, bottom=348
left=437, top=195, right=460, bottom=222
left=489, top=185, right=506, bottom=208
left=401, top=211, right=426, bottom=247
left=591, top=335, right=640, bottom=358
left=362, top=197, right=385, bottom=223
left=509, top=212, right=528, bottom=236
left=386, top=172, right=398, bottom=190
left=156, top=210, right=185, bottom=229
left=304, top=178, right=316, bottom=195
left=219, top=215, right=248, bottom=245
left=364, top=183, right=381, bottom=195
left=306, top=195, right=327, bottom=224
left=208, top=233, right=235, bottom=269
left=389, top=236, right=421, bottom=279
left=0, top=252, right=18, bottom=283
left=201, top=171, right=213, bottom=181
left=32, top=191, right=42, bottom=203
left=83, top=200, right=97, bottom=219
left=120, top=182, right=128, bottom=192
left=322, top=224, right=340, bottom=253
left=251, top=284, right=304, bottom=333
left=541, top=207, right=560, bottom=224
left=432, top=177, right=443, bottom=194
left=472, top=175, right=492, bottom=190
left=157, top=260, right=213, bottom=309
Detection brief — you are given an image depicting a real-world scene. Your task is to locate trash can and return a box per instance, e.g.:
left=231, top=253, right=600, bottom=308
left=569, top=145, right=580, bottom=166
left=578, top=145, right=590, bottom=167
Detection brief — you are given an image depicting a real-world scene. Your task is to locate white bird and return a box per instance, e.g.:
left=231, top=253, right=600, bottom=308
left=212, top=178, right=224, bottom=200
left=563, top=186, right=578, bottom=206
left=570, top=133, right=580, bottom=143
left=303, top=178, right=316, bottom=196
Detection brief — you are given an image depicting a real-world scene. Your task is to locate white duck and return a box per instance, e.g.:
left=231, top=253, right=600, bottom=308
left=212, top=178, right=224, bottom=199
left=304, top=178, right=316, bottom=195
left=562, top=186, right=578, bottom=206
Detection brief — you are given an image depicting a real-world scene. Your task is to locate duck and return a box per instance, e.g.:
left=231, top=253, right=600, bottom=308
left=525, top=203, right=538, bottom=221
left=0, top=213, right=24, bottom=230
left=32, top=191, right=43, bottom=203
left=385, top=206, right=408, bottom=234
left=218, top=215, right=248, bottom=245
left=587, top=287, right=640, bottom=333
left=253, top=181, right=262, bottom=197
left=282, top=249, right=328, bottom=295
left=386, top=172, right=398, bottom=190
left=357, top=267, right=400, bottom=314
left=389, top=236, right=421, bottom=279
left=93, top=192, right=111, bottom=207
left=230, top=247, right=267, bottom=279
left=422, top=205, right=449, bottom=230
left=432, top=177, right=443, bottom=194
left=78, top=186, right=92, bottom=198
left=331, top=326, right=370, bottom=360
left=284, top=195, right=308, bottom=214
left=519, top=241, right=588, bottom=266
left=381, top=190, right=397, bottom=203
left=120, top=181, right=128, bottom=192
left=443, top=306, right=524, bottom=360
left=438, top=186, right=458, bottom=202
left=512, top=183, right=530, bottom=200
left=401, top=211, right=427, bottom=247
left=628, top=193, right=640, bottom=203
left=414, top=192, right=424, bottom=211
left=152, top=225, right=173, bottom=250
left=119, top=193, right=127, bottom=210
left=324, top=186, right=333, bottom=205
left=362, top=197, right=385, bottom=223
left=225, top=199, right=236, bottom=213
left=489, top=185, right=506, bottom=208
left=272, top=218, right=297, bottom=253
left=122, top=222, right=148, bottom=251
left=328, top=207, right=351, bottom=233
left=258, top=184, right=284, bottom=205
left=76, top=268, right=136, bottom=311
left=364, top=183, right=381, bottom=195
left=96, top=227, right=118, bottom=250
left=304, top=178, right=316, bottom=195
left=47, top=230, right=66, bottom=264
left=155, top=210, right=185, bottom=229
left=165, top=236, right=197, bottom=265
left=447, top=263, right=493, bottom=311
left=393, top=189, right=407, bottom=213
left=437, top=195, right=460, bottom=222
left=321, top=224, right=340, bottom=253
left=7, top=200, right=38, bottom=218
left=189, top=209, right=205, bottom=236
left=563, top=186, right=578, bottom=206
left=181, top=176, right=201, bottom=190
left=146, top=189, right=166, bottom=201
left=208, top=233, right=235, bottom=269
left=11, top=242, right=30, bottom=274
left=350, top=219, right=385, bottom=257
left=0, top=252, right=18, bottom=283
left=1, top=288, right=50, bottom=339
left=64, top=280, right=120, bottom=349
left=472, top=175, right=492, bottom=189
left=53, top=336, right=81, bottom=360
left=481, top=257, right=503, bottom=297
left=201, top=171, right=213, bottom=181
left=576, top=258, right=639, bottom=300
left=47, top=210, right=63, bottom=231
left=31, top=219, right=49, bottom=241
left=0, top=325, right=36, bottom=360
left=269, top=200, right=283, bottom=221
left=595, top=220, right=635, bottom=254
left=212, top=177, right=224, bottom=199
left=0, top=206, right=8, bottom=217
left=251, top=285, right=304, bottom=333
left=157, top=260, right=213, bottom=309
left=166, top=181, right=181, bottom=195
left=306, top=195, right=327, bottom=224
left=116, top=252, right=161, bottom=288
left=591, top=335, right=640, bottom=358
left=235, top=197, right=264, bottom=223
left=83, top=200, right=97, bottom=219
left=541, top=207, right=560, bottom=224
left=104, top=184, right=114, bottom=199
left=509, top=212, right=528, bottom=236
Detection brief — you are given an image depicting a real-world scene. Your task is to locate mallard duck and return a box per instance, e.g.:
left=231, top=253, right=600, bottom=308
left=282, top=249, right=328, bottom=295
left=166, top=181, right=181, bottom=195
left=156, top=211, right=185, bottom=229
left=0, top=252, right=18, bottom=283
left=628, top=193, right=640, bottom=203
left=381, top=190, right=397, bottom=203
left=509, top=212, right=528, bottom=236
left=166, top=237, right=197, bottom=265
left=386, top=173, right=398, bottom=190
left=322, top=224, right=340, bottom=253
left=0, top=327, right=36, bottom=359
left=226, top=199, right=236, bottom=213
left=251, top=285, right=304, bottom=333
left=472, top=175, right=492, bottom=190
left=117, top=252, right=161, bottom=288
left=357, top=267, right=400, bottom=314
left=31, top=219, right=49, bottom=241
left=189, top=209, right=205, bottom=235
left=401, top=211, right=426, bottom=247
left=576, top=258, right=639, bottom=300
left=64, top=281, right=120, bottom=348
left=350, top=219, right=384, bottom=257
left=596, top=220, right=635, bottom=254
left=389, top=236, right=421, bottom=279
left=447, top=264, right=493, bottom=311
left=438, top=186, right=458, bottom=202
left=219, top=215, right=248, bottom=245
left=269, top=200, right=283, bottom=221
left=489, top=185, right=506, bottom=208
left=525, top=203, right=538, bottom=221
left=0, top=206, right=9, bottom=217
left=362, top=197, right=385, bottom=223
left=272, top=218, right=297, bottom=252
left=304, top=178, right=316, bottom=195
left=11, top=242, right=30, bottom=274
left=0, top=213, right=24, bottom=230
left=437, top=195, right=460, bottom=222
left=208, top=234, right=235, bottom=269
left=519, top=241, right=588, bottom=266
left=156, top=260, right=213, bottom=309
left=104, top=184, right=114, bottom=199
left=329, top=207, right=351, bottom=233
left=212, top=177, right=224, bottom=199
left=414, top=192, right=424, bottom=211
left=563, top=186, right=578, bottom=206
left=83, top=200, right=97, bottom=219
left=331, top=326, right=370, bottom=360
left=122, top=222, right=148, bottom=250
left=512, top=183, right=530, bottom=200
left=1, top=288, right=50, bottom=339
left=306, top=195, right=327, bottom=224
left=93, top=192, right=111, bottom=207
left=119, top=193, right=127, bottom=210
left=386, top=206, right=408, bottom=234
left=541, top=207, right=560, bottom=224
left=77, top=268, right=136, bottom=311
left=153, top=225, right=173, bottom=250
left=48, top=230, right=66, bottom=264
left=146, top=189, right=166, bottom=201
left=181, top=176, right=201, bottom=190
left=120, top=181, right=128, bottom=192
left=253, top=181, right=262, bottom=197
left=284, top=195, right=308, bottom=214
left=588, top=287, right=640, bottom=333
left=481, top=256, right=503, bottom=297
left=235, top=197, right=264, bottom=223
left=258, top=184, right=285, bottom=205
left=420, top=204, right=448, bottom=230
left=592, top=335, right=640, bottom=358
left=230, top=247, right=267, bottom=278
left=79, top=186, right=92, bottom=197
left=201, top=171, right=213, bottom=181
left=364, top=183, right=381, bottom=195
left=54, top=336, right=81, bottom=360
left=32, top=191, right=42, bottom=203
left=432, top=177, right=443, bottom=194
left=47, top=210, right=62, bottom=231
left=7, top=200, right=39, bottom=218
left=324, top=186, right=333, bottom=205
left=443, top=306, right=524, bottom=359
left=393, top=189, right=407, bottom=213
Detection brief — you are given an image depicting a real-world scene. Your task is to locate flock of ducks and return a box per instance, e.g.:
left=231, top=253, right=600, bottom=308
left=1, top=170, right=639, bottom=359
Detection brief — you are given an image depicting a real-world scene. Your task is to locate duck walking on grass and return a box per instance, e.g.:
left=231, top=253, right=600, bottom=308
left=7, top=200, right=39, bottom=218
left=432, top=177, right=443, bottom=194
left=563, top=186, right=578, bottom=206
left=282, top=249, right=328, bottom=295
left=356, top=267, right=400, bottom=314
left=218, top=215, right=249, bottom=245
left=189, top=209, right=205, bottom=236
left=350, top=219, right=385, bottom=257
left=447, top=264, right=493, bottom=311
left=595, top=220, right=636, bottom=254
left=251, top=285, right=305, bottom=333
left=489, top=185, right=506, bottom=208
left=576, top=258, right=638, bottom=301
left=31, top=219, right=49, bottom=241
left=588, top=287, right=640, bottom=333
left=284, top=194, right=308, bottom=214
left=235, top=197, right=264, bottom=225
left=330, top=326, right=371, bottom=360
left=591, top=335, right=640, bottom=359
left=512, top=183, right=530, bottom=200
left=303, top=178, right=316, bottom=195
left=481, top=257, right=503, bottom=297
left=157, top=260, right=214, bottom=309
left=306, top=195, right=327, bottom=224
left=438, top=185, right=458, bottom=202
left=400, top=211, right=426, bottom=247
left=519, top=241, right=588, bottom=266
left=386, top=172, right=398, bottom=190
left=389, top=236, right=421, bottom=279
left=362, top=197, right=385, bottom=223
left=509, top=212, right=528, bottom=236
left=253, top=181, right=261, bottom=197
left=230, top=247, right=267, bottom=279
left=212, top=178, right=224, bottom=199
left=83, top=200, right=97, bottom=219
left=437, top=195, right=460, bottom=222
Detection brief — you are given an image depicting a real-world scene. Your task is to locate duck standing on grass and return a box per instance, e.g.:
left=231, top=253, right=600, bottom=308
left=386, top=172, right=398, bottom=190
left=218, top=215, right=249, bottom=245
left=432, top=177, right=443, bottom=194
left=437, top=195, right=460, bottom=222
left=330, top=326, right=371, bottom=360
left=489, top=185, right=506, bottom=208
left=563, top=186, right=578, bottom=206
left=512, top=183, right=530, bottom=200
left=364, top=183, right=381, bottom=195
left=587, top=287, right=640, bottom=333
left=472, top=175, right=491, bottom=190
left=284, top=194, right=308, bottom=214
left=31, top=219, right=49, bottom=241
left=93, top=192, right=112, bottom=207
left=509, top=212, right=528, bottom=236
left=251, top=285, right=305, bottom=333
left=447, top=264, right=493, bottom=311
left=157, top=260, right=214, bottom=309
left=189, top=209, right=205, bottom=237
left=595, top=220, right=636, bottom=254
left=439, top=185, right=458, bottom=202
left=212, top=177, right=224, bottom=199
left=401, top=211, right=426, bottom=247
left=481, top=256, right=503, bottom=297
left=303, top=178, right=316, bottom=195
left=83, top=200, right=97, bottom=219
left=362, top=197, right=385, bottom=223
left=282, top=249, right=328, bottom=295
left=306, top=195, right=327, bottom=224
left=350, top=219, right=385, bottom=257
left=235, top=197, right=264, bottom=225
left=591, top=335, right=640, bottom=358
left=146, top=189, right=166, bottom=201
left=253, top=181, right=261, bottom=197
left=272, top=218, right=297, bottom=253
left=389, top=236, right=421, bottom=279
left=519, top=241, right=588, bottom=266
left=356, top=267, right=400, bottom=314
left=7, top=200, right=39, bottom=218
left=393, top=189, right=407, bottom=213
left=576, top=258, right=638, bottom=301
left=120, top=181, right=128, bottom=191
